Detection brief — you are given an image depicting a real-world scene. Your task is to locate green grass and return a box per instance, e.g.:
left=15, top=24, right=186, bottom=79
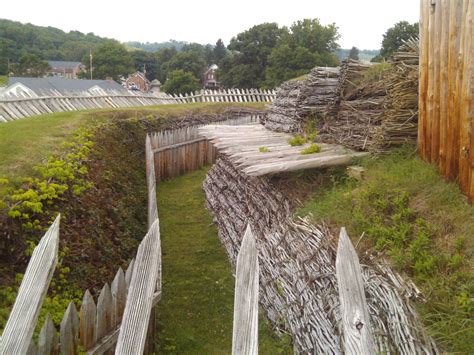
left=0, top=102, right=265, bottom=179
left=300, top=143, right=321, bottom=155
left=0, top=111, right=94, bottom=178
left=297, top=147, right=474, bottom=353
left=0, top=76, right=7, bottom=86
left=155, top=168, right=292, bottom=354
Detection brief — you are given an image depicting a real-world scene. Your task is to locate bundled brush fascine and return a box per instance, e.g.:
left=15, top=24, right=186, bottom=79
left=372, top=38, right=419, bottom=153
left=318, top=59, right=387, bottom=151
left=265, top=67, right=340, bottom=133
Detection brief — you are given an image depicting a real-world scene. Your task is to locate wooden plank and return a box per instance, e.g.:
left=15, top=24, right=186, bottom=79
left=115, top=220, right=161, bottom=355
left=438, top=0, right=450, bottom=175
left=419, top=0, right=430, bottom=160
left=111, top=268, right=126, bottom=327
left=426, top=0, right=436, bottom=163
left=95, top=283, right=113, bottom=343
left=458, top=0, right=472, bottom=193
left=446, top=0, right=462, bottom=180
left=125, top=259, right=135, bottom=289
left=336, top=228, right=375, bottom=354
left=0, top=215, right=60, bottom=355
left=232, top=224, right=259, bottom=355
left=60, top=302, right=79, bottom=355
left=38, top=314, right=58, bottom=354
left=80, top=289, right=97, bottom=351
left=431, top=0, right=442, bottom=163
left=243, top=152, right=368, bottom=176
left=85, top=292, right=160, bottom=355
left=462, top=0, right=474, bottom=199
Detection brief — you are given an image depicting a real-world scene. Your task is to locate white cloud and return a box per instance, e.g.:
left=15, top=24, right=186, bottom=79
left=2, top=0, right=419, bottom=49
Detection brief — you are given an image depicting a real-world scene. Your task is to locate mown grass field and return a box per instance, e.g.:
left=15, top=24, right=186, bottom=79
left=155, top=168, right=292, bottom=354
left=297, top=147, right=474, bottom=353
left=0, top=102, right=265, bottom=179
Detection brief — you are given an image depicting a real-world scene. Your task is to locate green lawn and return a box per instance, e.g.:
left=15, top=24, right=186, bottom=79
left=0, top=76, right=7, bottom=86
left=0, top=111, right=94, bottom=178
left=155, top=168, right=292, bottom=354
left=0, top=102, right=265, bottom=179
left=297, top=147, right=474, bottom=353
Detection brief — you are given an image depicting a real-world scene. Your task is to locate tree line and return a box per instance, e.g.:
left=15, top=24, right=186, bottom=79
left=0, top=18, right=419, bottom=94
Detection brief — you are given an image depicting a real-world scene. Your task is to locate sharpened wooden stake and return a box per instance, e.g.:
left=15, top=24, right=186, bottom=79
left=232, top=224, right=259, bottom=355
left=336, top=228, right=375, bottom=354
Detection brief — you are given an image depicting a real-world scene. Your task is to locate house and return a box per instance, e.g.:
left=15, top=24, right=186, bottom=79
left=124, top=71, right=150, bottom=92
left=202, top=64, right=219, bottom=89
left=6, top=77, right=126, bottom=97
left=47, top=61, right=85, bottom=79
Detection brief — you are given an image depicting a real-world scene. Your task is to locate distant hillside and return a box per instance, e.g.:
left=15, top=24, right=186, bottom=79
left=0, top=19, right=112, bottom=74
left=125, top=40, right=189, bottom=52
left=335, top=48, right=380, bottom=61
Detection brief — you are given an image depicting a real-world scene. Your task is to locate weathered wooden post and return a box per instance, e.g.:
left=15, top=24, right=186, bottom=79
left=336, top=228, right=375, bottom=354
left=0, top=215, right=60, bottom=355
left=232, top=224, right=259, bottom=355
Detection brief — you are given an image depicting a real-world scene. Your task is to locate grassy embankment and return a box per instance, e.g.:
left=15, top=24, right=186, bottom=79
left=156, top=168, right=292, bottom=354
left=0, top=102, right=265, bottom=179
left=297, top=147, right=473, bottom=353
left=0, top=102, right=291, bottom=352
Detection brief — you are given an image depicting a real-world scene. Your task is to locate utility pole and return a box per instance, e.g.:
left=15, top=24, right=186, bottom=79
left=89, top=49, right=93, bottom=80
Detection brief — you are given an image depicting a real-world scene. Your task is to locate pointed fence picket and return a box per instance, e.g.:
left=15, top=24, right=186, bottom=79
left=0, top=215, right=60, bottom=355
left=0, top=88, right=276, bottom=122
left=232, top=224, right=259, bottom=355
left=336, top=228, right=375, bottom=354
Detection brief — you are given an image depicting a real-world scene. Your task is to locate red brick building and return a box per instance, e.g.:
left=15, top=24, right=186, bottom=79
left=202, top=64, right=219, bottom=89
left=125, top=71, right=151, bottom=92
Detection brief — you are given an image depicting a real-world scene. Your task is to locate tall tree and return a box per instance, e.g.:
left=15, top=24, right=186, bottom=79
left=10, top=54, right=50, bottom=77
left=219, top=23, right=288, bottom=88
left=349, top=46, right=360, bottom=60
left=213, top=39, right=227, bottom=64
left=131, top=50, right=158, bottom=80
left=380, top=21, right=419, bottom=58
left=83, top=40, right=134, bottom=81
left=162, top=69, right=200, bottom=95
left=265, top=19, right=340, bottom=87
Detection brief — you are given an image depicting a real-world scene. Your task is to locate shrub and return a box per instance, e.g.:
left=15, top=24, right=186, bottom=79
left=301, top=143, right=321, bottom=155
left=288, top=134, right=307, bottom=146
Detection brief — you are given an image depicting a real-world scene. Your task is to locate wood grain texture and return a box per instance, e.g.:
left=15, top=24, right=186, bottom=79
left=60, top=302, right=79, bottom=355
left=0, top=215, right=60, bottom=355
left=80, top=290, right=97, bottom=351
left=0, top=89, right=276, bottom=122
left=38, top=314, right=58, bottom=354
left=232, top=224, right=259, bottom=355
left=419, top=0, right=473, bottom=200
left=336, top=228, right=375, bottom=355
left=96, top=283, right=113, bottom=343
left=115, top=219, right=161, bottom=355
left=199, top=124, right=367, bottom=176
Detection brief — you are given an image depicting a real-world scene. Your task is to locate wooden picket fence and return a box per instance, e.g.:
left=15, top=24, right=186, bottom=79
left=0, top=117, right=379, bottom=354
left=418, top=0, right=473, bottom=199
left=0, top=88, right=276, bottom=122
left=230, top=225, right=377, bottom=354
left=150, top=115, right=261, bottom=180
left=0, top=136, right=162, bottom=354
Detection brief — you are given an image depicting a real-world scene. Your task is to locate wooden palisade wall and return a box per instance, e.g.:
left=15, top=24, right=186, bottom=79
left=419, top=0, right=473, bottom=198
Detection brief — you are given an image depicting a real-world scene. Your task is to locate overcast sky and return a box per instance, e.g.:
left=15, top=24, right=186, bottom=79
left=2, top=0, right=419, bottom=50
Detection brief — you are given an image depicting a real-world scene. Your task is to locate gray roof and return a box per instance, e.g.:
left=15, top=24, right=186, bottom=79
left=9, top=77, right=126, bottom=94
left=47, top=61, right=83, bottom=69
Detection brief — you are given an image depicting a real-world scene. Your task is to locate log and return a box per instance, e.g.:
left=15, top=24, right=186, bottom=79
left=336, top=228, right=375, bottom=354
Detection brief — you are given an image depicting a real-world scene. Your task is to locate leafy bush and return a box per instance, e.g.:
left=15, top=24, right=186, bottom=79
left=259, top=146, right=270, bottom=153
left=301, top=143, right=321, bottom=155
left=288, top=134, right=307, bottom=146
